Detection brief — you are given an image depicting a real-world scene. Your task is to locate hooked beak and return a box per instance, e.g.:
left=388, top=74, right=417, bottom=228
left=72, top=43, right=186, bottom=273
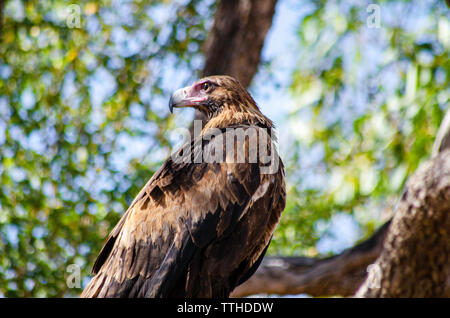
left=168, top=86, right=207, bottom=113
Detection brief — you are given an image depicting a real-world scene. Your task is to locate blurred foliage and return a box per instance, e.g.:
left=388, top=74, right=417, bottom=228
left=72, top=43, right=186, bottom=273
left=0, top=0, right=215, bottom=297
left=0, top=0, right=448, bottom=297
left=270, top=0, right=449, bottom=256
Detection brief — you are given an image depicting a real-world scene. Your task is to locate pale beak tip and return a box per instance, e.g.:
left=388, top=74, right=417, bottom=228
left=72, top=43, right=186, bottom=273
left=168, top=95, right=175, bottom=113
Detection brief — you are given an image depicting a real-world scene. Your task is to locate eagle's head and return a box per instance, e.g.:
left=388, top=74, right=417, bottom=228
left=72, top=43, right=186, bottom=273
left=169, top=75, right=260, bottom=119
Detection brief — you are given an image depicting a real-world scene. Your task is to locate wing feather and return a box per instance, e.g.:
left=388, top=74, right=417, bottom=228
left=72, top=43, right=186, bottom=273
left=81, top=124, right=284, bottom=298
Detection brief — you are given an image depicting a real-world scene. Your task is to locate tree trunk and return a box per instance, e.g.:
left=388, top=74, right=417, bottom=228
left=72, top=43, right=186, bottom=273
left=193, top=0, right=278, bottom=134
left=202, top=0, right=277, bottom=87
left=356, top=149, right=450, bottom=297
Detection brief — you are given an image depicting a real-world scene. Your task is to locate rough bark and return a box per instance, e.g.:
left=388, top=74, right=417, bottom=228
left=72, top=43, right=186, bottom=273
left=202, top=0, right=277, bottom=87
left=231, top=221, right=391, bottom=297
left=356, top=149, right=450, bottom=297
left=193, top=0, right=278, bottom=134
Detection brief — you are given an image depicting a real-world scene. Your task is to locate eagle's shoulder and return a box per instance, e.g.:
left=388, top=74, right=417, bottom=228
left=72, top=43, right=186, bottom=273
left=82, top=122, right=284, bottom=297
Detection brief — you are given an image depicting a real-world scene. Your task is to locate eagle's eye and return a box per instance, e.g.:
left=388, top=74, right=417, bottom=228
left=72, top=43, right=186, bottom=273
left=202, top=82, right=211, bottom=91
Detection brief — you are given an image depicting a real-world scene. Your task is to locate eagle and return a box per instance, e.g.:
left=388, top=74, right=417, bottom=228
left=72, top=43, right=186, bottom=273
left=81, top=75, right=286, bottom=298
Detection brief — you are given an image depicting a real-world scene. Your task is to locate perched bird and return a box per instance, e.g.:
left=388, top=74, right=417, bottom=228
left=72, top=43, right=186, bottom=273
left=81, top=75, right=286, bottom=298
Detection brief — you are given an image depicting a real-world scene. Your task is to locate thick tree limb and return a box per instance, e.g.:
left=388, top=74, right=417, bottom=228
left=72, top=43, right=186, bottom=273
left=356, top=149, right=450, bottom=297
left=202, top=0, right=277, bottom=88
left=231, top=221, right=391, bottom=297
left=193, top=0, right=278, bottom=134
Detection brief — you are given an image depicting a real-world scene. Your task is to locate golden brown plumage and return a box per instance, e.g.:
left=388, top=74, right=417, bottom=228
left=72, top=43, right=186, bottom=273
left=81, top=75, right=286, bottom=298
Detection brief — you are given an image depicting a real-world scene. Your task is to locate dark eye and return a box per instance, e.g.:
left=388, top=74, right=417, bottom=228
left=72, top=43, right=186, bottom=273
left=202, top=82, right=210, bottom=91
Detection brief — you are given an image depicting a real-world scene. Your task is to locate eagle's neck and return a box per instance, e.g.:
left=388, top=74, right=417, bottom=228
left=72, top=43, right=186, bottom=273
left=202, top=104, right=273, bottom=132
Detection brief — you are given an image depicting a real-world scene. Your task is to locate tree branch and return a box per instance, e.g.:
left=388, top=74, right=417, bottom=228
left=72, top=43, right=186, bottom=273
left=231, top=221, right=391, bottom=297
left=356, top=149, right=450, bottom=297
left=202, top=0, right=277, bottom=88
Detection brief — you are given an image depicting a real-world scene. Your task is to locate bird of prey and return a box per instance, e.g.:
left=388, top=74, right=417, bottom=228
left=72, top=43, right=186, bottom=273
left=81, top=75, right=286, bottom=298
